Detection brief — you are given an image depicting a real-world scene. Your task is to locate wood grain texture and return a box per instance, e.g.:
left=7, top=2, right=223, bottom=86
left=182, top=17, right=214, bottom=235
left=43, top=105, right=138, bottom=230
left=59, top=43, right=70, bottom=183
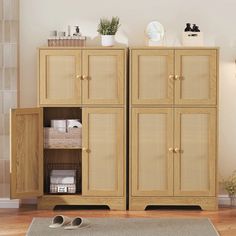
left=131, top=49, right=174, bottom=105
left=174, top=108, right=217, bottom=197
left=175, top=49, right=217, bottom=105
left=129, top=48, right=218, bottom=211
left=82, top=108, right=124, bottom=197
left=39, top=49, right=82, bottom=106
left=129, top=196, right=218, bottom=211
left=39, top=48, right=126, bottom=106
left=82, top=49, right=125, bottom=105
left=37, top=195, right=126, bottom=210
left=10, top=108, right=43, bottom=198
left=131, top=108, right=173, bottom=196
left=0, top=206, right=235, bottom=236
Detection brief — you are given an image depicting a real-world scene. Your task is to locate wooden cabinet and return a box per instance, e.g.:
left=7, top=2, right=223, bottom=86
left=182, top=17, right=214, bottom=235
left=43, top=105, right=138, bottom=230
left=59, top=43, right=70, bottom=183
left=82, top=108, right=124, bottom=196
left=130, top=47, right=218, bottom=211
left=39, top=48, right=125, bottom=106
left=131, top=49, right=217, bottom=105
left=11, top=47, right=127, bottom=210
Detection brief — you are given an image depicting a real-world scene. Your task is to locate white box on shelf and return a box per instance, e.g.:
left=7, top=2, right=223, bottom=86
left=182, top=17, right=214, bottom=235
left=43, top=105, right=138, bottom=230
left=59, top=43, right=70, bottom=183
left=182, top=32, right=203, bottom=46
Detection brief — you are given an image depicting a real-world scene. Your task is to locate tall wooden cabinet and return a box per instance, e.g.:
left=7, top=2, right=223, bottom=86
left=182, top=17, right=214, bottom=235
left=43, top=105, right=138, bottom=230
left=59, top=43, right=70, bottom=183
left=10, top=47, right=127, bottom=210
left=129, top=47, right=218, bottom=210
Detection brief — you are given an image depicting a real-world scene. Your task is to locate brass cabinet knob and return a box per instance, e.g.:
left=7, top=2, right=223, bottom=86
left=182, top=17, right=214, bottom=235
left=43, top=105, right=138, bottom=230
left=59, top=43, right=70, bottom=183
left=76, top=75, right=82, bottom=79
left=82, top=75, right=88, bottom=80
left=174, top=148, right=184, bottom=153
left=168, top=147, right=174, bottom=152
left=174, top=75, right=184, bottom=80
left=169, top=75, right=174, bottom=79
left=82, top=147, right=90, bottom=153
left=174, top=148, right=179, bottom=153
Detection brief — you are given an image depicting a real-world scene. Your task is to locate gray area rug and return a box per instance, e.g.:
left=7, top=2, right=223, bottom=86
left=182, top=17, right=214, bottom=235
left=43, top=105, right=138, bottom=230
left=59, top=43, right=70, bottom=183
left=26, top=217, right=219, bottom=236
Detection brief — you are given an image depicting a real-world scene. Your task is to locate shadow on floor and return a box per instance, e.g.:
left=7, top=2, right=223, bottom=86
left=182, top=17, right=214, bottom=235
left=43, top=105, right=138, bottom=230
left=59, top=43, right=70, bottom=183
left=54, top=205, right=110, bottom=211
left=145, top=205, right=202, bottom=211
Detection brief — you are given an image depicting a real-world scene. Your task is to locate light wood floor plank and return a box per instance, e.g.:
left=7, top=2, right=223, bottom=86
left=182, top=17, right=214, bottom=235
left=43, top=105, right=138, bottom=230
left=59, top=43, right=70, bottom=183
left=0, top=205, right=235, bottom=236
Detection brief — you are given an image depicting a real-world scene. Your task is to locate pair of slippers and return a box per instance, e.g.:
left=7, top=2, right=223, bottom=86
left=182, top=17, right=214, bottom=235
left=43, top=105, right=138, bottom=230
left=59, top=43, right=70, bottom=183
left=49, top=215, right=90, bottom=230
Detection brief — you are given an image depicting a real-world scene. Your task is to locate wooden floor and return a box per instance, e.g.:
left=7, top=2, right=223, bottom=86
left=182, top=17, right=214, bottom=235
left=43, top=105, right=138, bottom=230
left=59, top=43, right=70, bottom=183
left=0, top=205, right=236, bottom=236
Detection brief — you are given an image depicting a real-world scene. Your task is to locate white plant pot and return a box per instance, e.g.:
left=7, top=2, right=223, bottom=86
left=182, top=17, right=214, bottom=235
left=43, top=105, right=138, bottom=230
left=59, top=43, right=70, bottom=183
left=101, top=35, right=114, bottom=46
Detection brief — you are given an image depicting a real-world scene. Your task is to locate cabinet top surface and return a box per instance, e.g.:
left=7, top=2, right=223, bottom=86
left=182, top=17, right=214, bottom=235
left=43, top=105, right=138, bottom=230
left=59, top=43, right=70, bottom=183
left=129, top=46, right=219, bottom=50
left=38, top=46, right=219, bottom=50
left=38, top=46, right=128, bottom=50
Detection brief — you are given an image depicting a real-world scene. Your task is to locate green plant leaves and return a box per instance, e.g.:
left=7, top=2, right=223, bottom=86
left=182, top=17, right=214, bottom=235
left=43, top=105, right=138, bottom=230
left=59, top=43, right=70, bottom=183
left=97, top=16, right=120, bottom=35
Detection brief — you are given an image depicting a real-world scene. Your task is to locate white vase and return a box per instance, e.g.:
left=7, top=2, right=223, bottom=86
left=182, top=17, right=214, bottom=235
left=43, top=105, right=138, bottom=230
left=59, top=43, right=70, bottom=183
left=101, top=35, right=114, bottom=46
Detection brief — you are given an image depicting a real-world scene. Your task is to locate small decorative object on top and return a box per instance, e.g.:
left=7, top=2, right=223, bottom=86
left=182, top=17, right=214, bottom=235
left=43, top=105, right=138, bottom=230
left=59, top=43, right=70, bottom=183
left=97, top=16, right=120, bottom=46
left=221, top=170, right=236, bottom=207
left=48, top=25, right=86, bottom=47
left=145, top=21, right=165, bottom=46
left=182, top=23, right=203, bottom=46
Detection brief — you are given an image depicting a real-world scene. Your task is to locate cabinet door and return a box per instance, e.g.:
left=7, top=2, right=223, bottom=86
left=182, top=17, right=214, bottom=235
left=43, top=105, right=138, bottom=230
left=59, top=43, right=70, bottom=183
left=10, top=108, right=43, bottom=198
left=39, top=50, right=82, bottom=105
left=82, top=108, right=124, bottom=196
left=131, top=108, right=173, bottom=196
left=82, top=50, right=125, bottom=105
left=131, top=49, right=174, bottom=105
left=175, top=50, right=217, bottom=105
left=174, top=108, right=216, bottom=196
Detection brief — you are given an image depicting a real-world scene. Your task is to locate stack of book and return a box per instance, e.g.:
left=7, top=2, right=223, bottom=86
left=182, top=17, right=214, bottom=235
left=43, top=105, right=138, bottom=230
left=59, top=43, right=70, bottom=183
left=50, top=170, right=76, bottom=194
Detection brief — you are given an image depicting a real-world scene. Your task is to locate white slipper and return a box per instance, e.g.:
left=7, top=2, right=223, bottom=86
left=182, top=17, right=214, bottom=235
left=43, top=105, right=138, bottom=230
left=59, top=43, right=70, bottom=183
left=49, top=215, right=71, bottom=228
left=64, top=217, right=90, bottom=230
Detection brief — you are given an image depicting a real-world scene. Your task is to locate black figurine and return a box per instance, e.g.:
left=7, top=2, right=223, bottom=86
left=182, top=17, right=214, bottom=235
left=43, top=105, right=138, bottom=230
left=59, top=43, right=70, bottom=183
left=184, top=23, right=192, bottom=32
left=192, top=24, right=200, bottom=32
left=73, top=26, right=81, bottom=36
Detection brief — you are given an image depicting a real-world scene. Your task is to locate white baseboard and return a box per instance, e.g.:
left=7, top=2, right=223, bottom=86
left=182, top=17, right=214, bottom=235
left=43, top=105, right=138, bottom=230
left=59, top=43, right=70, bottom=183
left=218, top=194, right=233, bottom=206
left=0, top=198, right=19, bottom=208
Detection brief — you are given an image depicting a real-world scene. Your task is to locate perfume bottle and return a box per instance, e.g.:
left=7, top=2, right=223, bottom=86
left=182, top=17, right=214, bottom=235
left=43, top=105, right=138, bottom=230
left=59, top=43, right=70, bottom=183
left=74, top=26, right=82, bottom=37
left=184, top=23, right=192, bottom=32
left=192, top=24, right=200, bottom=32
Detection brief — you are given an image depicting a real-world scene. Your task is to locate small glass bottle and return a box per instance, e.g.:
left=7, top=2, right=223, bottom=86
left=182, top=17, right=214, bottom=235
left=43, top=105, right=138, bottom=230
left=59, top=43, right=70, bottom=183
left=184, top=23, right=192, bottom=32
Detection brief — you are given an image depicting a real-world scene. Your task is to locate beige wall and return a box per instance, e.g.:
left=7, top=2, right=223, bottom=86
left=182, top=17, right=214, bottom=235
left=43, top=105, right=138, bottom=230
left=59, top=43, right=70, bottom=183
left=20, top=0, right=236, bottom=188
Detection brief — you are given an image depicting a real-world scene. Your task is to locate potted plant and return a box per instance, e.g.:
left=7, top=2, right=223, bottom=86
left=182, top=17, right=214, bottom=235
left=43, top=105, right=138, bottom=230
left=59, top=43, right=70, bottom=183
left=97, top=16, right=120, bottom=46
left=222, top=170, right=236, bottom=207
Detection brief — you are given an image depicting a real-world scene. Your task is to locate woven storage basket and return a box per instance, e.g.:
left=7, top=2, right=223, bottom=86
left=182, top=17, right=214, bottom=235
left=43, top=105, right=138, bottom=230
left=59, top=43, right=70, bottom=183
left=44, top=127, right=82, bottom=148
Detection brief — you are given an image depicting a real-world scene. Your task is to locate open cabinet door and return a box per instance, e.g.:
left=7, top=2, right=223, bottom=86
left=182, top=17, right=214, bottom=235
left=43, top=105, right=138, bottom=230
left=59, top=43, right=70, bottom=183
left=10, top=108, right=43, bottom=199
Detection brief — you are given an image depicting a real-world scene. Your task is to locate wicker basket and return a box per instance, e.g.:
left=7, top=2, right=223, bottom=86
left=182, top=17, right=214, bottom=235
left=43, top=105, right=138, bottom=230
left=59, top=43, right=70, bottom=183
left=44, top=127, right=82, bottom=149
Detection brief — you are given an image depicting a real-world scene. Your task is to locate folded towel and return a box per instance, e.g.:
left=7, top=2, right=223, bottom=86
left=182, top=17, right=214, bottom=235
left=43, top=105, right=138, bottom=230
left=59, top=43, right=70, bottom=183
left=50, top=176, right=75, bottom=184
left=51, top=170, right=76, bottom=176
